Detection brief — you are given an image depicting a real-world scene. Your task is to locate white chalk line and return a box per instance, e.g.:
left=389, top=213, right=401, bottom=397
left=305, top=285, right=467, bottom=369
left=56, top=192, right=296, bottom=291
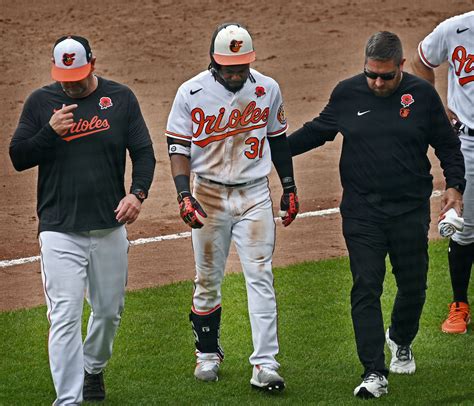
left=0, top=190, right=444, bottom=269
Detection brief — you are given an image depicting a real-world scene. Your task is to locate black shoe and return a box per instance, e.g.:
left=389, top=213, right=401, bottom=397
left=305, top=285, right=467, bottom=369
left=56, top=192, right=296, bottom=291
left=83, top=370, right=106, bottom=402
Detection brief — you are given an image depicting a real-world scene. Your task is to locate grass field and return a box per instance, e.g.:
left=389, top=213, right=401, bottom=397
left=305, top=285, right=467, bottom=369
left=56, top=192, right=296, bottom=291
left=1, top=239, right=472, bottom=405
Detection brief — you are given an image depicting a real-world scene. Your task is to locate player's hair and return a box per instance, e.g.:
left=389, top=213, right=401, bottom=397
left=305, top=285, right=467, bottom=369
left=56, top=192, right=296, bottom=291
left=365, top=31, right=403, bottom=65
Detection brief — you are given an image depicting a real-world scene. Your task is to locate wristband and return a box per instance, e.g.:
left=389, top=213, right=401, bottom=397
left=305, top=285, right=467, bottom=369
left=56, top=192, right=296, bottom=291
left=169, top=143, right=191, bottom=157
left=281, top=176, right=296, bottom=193
left=174, top=174, right=191, bottom=195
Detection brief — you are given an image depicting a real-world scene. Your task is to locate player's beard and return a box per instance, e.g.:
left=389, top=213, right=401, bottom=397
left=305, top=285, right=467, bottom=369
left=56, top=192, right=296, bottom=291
left=225, top=79, right=245, bottom=92
left=215, top=70, right=248, bottom=93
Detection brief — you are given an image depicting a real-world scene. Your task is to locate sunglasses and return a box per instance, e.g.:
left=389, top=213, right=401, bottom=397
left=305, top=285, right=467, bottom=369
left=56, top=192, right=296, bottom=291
left=364, top=69, right=397, bottom=81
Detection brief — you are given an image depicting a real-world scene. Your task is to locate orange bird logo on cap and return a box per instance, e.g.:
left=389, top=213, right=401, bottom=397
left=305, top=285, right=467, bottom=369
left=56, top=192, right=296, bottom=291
left=229, top=40, right=243, bottom=53
left=62, top=53, right=76, bottom=66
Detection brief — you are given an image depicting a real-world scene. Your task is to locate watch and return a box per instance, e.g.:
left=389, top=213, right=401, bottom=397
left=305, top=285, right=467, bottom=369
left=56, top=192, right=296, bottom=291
left=131, top=189, right=147, bottom=203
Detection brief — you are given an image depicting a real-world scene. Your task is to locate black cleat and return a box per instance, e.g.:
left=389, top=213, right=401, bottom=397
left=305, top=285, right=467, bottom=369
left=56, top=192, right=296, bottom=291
left=83, top=370, right=105, bottom=402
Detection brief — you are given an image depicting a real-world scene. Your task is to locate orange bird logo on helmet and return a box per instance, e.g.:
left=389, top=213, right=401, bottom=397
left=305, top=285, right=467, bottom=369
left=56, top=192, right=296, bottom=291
left=62, top=53, right=76, bottom=66
left=229, top=40, right=243, bottom=53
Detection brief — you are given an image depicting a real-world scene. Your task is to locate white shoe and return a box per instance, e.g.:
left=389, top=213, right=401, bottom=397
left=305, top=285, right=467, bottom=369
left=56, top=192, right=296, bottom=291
left=354, top=373, right=388, bottom=398
left=385, top=328, right=416, bottom=374
left=194, top=360, right=220, bottom=382
left=250, top=365, right=285, bottom=392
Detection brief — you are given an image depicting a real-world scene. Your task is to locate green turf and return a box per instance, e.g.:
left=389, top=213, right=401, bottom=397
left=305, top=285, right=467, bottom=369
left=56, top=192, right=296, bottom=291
left=0, top=239, right=472, bottom=405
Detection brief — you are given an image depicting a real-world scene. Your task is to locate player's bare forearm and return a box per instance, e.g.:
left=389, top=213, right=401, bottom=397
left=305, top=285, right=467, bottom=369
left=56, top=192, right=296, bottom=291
left=411, top=53, right=435, bottom=85
left=168, top=136, right=192, bottom=195
left=170, top=154, right=192, bottom=200
left=170, top=153, right=191, bottom=179
left=168, top=138, right=191, bottom=183
left=168, top=143, right=207, bottom=228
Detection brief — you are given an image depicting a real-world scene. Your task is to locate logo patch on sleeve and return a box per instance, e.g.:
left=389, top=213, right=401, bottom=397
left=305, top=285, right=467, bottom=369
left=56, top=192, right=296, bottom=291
left=277, top=103, right=287, bottom=125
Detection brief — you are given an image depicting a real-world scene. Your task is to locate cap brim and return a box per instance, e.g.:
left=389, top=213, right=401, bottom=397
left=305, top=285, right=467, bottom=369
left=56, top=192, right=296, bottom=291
left=213, top=51, right=256, bottom=66
left=51, top=63, right=92, bottom=82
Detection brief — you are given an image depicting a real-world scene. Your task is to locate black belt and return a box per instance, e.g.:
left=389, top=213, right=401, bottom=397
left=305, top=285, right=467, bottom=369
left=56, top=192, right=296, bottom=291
left=198, top=176, right=262, bottom=188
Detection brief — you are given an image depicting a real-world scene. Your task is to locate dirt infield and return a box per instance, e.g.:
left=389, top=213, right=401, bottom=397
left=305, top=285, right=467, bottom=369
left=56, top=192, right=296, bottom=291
left=1, top=0, right=472, bottom=311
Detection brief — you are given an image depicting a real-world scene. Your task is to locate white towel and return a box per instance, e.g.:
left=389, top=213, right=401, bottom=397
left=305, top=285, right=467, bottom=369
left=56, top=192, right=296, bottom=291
left=438, top=208, right=464, bottom=238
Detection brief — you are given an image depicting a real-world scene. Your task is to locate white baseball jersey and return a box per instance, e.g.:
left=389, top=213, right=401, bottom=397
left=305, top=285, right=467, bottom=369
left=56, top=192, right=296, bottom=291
left=418, top=11, right=474, bottom=128
left=166, top=68, right=288, bottom=184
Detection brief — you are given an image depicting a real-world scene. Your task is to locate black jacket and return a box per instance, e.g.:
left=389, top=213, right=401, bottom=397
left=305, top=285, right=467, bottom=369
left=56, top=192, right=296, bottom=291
left=288, top=72, right=465, bottom=219
left=10, top=77, right=156, bottom=232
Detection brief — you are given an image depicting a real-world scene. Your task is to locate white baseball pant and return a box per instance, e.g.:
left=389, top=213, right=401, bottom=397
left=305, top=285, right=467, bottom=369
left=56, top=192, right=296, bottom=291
left=453, top=135, right=474, bottom=245
left=39, top=226, right=128, bottom=406
left=192, top=176, right=280, bottom=370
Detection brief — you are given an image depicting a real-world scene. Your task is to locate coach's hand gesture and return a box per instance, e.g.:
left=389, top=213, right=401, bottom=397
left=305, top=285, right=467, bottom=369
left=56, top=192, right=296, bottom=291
left=49, top=104, right=78, bottom=136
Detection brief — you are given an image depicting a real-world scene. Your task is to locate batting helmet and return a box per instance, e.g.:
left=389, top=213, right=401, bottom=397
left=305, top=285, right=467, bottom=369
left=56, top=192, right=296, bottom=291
left=209, top=23, right=256, bottom=66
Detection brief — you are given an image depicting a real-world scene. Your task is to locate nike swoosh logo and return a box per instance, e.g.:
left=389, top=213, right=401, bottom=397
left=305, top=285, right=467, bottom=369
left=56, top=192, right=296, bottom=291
left=357, top=110, right=371, bottom=116
left=190, top=88, right=203, bottom=95
left=457, top=27, right=469, bottom=34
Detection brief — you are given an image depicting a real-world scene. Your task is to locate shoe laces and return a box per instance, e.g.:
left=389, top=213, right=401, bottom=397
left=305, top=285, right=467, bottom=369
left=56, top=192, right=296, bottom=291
left=199, top=360, right=219, bottom=372
left=396, top=345, right=412, bottom=361
left=260, top=366, right=278, bottom=375
left=84, top=372, right=103, bottom=391
left=257, top=366, right=282, bottom=382
left=363, top=373, right=384, bottom=383
left=447, top=303, right=469, bottom=323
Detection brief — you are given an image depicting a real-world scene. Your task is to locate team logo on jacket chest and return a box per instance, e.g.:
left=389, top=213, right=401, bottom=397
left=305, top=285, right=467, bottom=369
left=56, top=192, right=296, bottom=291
left=191, top=101, right=270, bottom=147
left=400, top=93, right=414, bottom=118
left=452, top=46, right=474, bottom=86
left=53, top=107, right=110, bottom=142
left=64, top=116, right=110, bottom=141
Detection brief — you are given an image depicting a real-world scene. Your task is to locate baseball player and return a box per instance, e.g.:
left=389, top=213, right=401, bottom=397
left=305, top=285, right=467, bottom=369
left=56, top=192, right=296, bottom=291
left=9, top=36, right=155, bottom=405
left=288, top=31, right=464, bottom=398
left=166, top=23, right=298, bottom=391
left=412, top=11, right=473, bottom=334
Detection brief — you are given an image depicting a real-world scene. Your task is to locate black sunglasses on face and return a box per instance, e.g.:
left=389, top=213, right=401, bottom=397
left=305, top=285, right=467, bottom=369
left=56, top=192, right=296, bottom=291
left=364, top=69, right=397, bottom=81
